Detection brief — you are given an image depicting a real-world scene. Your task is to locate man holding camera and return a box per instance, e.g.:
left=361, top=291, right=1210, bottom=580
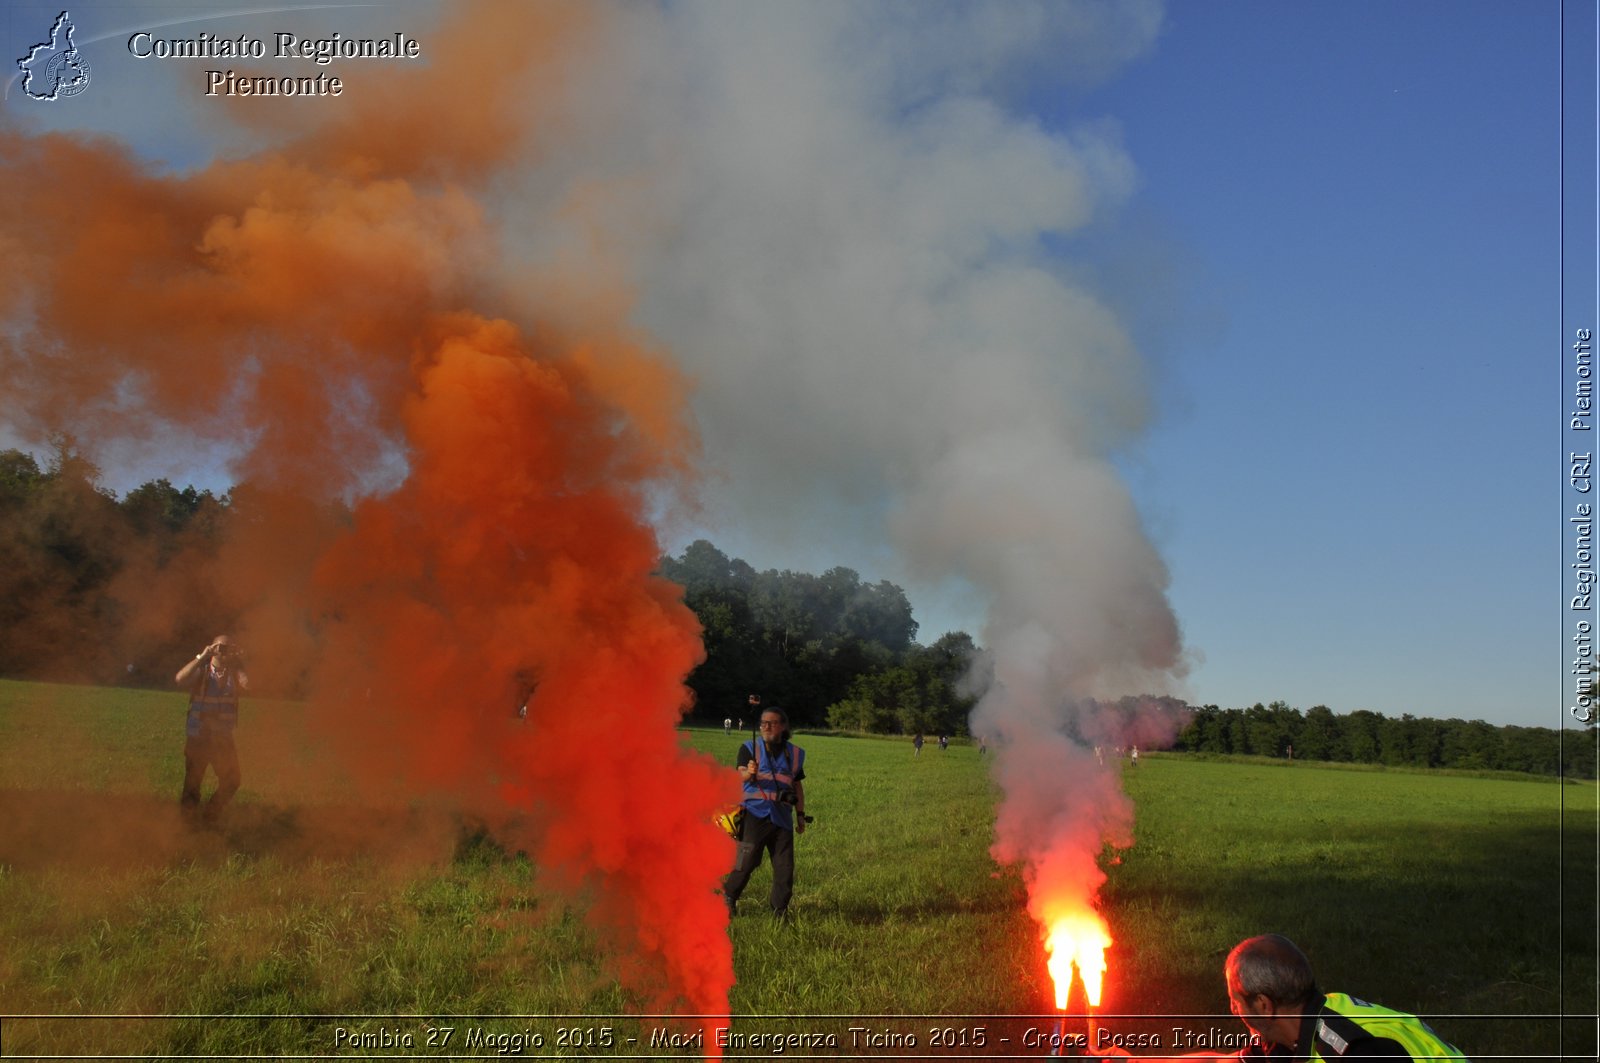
left=722, top=705, right=807, bottom=920
left=174, top=635, right=249, bottom=825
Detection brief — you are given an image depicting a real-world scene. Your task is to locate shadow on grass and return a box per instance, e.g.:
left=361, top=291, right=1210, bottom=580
left=1102, top=807, right=1596, bottom=1057
left=0, top=788, right=517, bottom=872
left=819, top=892, right=1020, bottom=925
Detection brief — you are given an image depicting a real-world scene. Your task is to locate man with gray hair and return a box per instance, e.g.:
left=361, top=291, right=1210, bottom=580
left=1093, top=934, right=1468, bottom=1060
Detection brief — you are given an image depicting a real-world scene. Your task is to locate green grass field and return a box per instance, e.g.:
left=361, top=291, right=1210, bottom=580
left=0, top=679, right=1594, bottom=1059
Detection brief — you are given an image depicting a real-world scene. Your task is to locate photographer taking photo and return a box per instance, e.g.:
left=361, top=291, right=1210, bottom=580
left=173, top=635, right=250, bottom=826
left=722, top=705, right=807, bottom=921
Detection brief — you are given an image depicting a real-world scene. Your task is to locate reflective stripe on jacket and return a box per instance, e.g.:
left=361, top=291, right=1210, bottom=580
left=1311, top=992, right=1469, bottom=1061
left=740, top=739, right=804, bottom=831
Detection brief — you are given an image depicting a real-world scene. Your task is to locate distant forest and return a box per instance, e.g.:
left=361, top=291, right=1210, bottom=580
left=2, top=443, right=1592, bottom=777
left=1174, top=702, right=1594, bottom=780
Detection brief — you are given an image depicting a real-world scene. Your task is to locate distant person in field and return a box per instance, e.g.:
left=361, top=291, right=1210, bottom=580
left=722, top=705, right=806, bottom=920
left=513, top=669, right=536, bottom=721
left=1091, top=934, right=1468, bottom=1061
left=913, top=732, right=924, bottom=756
left=173, top=635, right=249, bottom=825
left=938, top=734, right=949, bottom=751
left=723, top=716, right=733, bottom=734
left=1130, top=744, right=1139, bottom=768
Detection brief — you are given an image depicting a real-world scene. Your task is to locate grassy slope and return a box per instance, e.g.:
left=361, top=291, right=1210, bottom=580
left=0, top=680, right=1593, bottom=1058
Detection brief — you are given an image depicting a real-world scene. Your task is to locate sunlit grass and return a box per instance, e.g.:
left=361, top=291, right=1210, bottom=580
left=0, top=680, right=1592, bottom=1058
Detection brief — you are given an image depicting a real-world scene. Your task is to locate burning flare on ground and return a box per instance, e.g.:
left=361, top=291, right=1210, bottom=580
left=1044, top=908, right=1112, bottom=1010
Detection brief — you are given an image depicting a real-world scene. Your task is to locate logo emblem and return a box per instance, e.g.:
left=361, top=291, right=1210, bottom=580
left=17, top=11, right=91, bottom=101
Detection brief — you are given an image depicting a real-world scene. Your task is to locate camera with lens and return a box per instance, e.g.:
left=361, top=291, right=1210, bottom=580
left=772, top=787, right=813, bottom=823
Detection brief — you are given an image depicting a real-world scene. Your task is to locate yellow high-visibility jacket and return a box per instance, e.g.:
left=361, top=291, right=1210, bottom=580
left=1309, top=993, right=1468, bottom=1061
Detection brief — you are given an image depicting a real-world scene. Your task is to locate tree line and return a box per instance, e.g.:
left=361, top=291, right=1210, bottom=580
left=1, top=444, right=1590, bottom=777
left=0, top=443, right=234, bottom=685
left=1176, top=701, right=1596, bottom=779
left=656, top=539, right=979, bottom=735
left=0, top=443, right=982, bottom=731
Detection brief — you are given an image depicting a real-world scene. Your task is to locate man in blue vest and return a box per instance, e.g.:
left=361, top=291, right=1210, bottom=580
left=722, top=705, right=807, bottom=920
left=174, top=635, right=250, bottom=825
left=1092, top=934, right=1468, bottom=1060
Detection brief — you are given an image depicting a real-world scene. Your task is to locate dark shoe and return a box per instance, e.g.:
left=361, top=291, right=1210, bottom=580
left=771, top=908, right=788, bottom=922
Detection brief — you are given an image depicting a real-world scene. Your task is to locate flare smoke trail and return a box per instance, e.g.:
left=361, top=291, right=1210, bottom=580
left=0, top=1, right=731, bottom=1017
left=561, top=0, right=1187, bottom=993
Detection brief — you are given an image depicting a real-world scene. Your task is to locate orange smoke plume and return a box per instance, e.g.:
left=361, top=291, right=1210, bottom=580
left=0, top=0, right=732, bottom=1019
left=308, top=313, right=732, bottom=1013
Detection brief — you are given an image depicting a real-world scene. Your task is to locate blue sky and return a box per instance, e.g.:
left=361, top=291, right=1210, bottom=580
left=1036, top=2, right=1565, bottom=726
left=1, top=2, right=1589, bottom=730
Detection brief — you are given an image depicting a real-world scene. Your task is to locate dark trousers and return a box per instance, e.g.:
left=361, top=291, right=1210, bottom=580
left=723, top=812, right=795, bottom=914
left=181, top=731, right=240, bottom=818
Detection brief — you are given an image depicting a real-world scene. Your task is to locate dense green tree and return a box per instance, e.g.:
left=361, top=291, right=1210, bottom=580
left=122, top=478, right=206, bottom=535
left=1564, top=727, right=1598, bottom=778
left=1296, top=705, right=1339, bottom=760
left=662, top=539, right=756, bottom=595
left=1226, top=710, right=1248, bottom=756
left=1378, top=714, right=1413, bottom=766
left=0, top=446, right=239, bottom=684
left=1440, top=718, right=1498, bottom=770
left=1243, top=701, right=1297, bottom=757
left=749, top=569, right=819, bottom=663
left=1499, top=725, right=1562, bottom=775
left=0, top=449, right=45, bottom=506
left=1340, top=709, right=1382, bottom=762
left=838, top=577, right=918, bottom=653
left=0, top=442, right=124, bottom=677
left=659, top=542, right=970, bottom=727
left=658, top=540, right=767, bottom=716
left=1176, top=704, right=1228, bottom=753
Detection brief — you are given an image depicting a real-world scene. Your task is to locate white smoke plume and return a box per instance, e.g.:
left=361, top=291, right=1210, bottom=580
left=499, top=0, right=1179, bottom=639
left=489, top=0, right=1189, bottom=990
left=580, top=0, right=1188, bottom=983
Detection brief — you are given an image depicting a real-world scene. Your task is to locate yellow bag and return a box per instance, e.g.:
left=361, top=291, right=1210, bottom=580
left=715, top=807, right=745, bottom=839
